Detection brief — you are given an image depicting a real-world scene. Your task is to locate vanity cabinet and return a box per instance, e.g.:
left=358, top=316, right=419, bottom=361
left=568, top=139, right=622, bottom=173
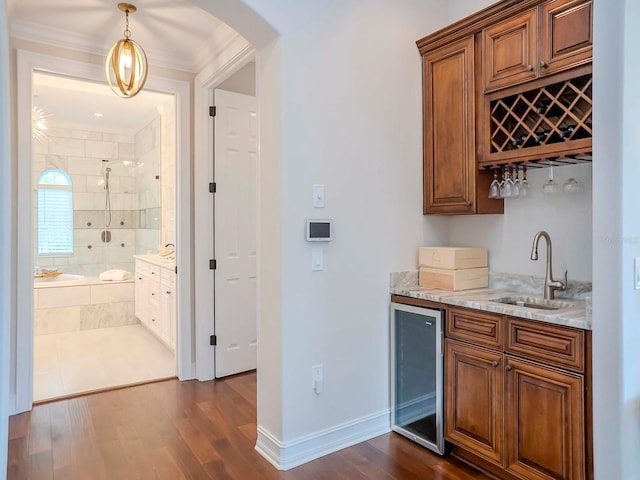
left=135, top=257, right=175, bottom=351
left=444, top=306, right=589, bottom=480
left=483, top=0, right=593, bottom=93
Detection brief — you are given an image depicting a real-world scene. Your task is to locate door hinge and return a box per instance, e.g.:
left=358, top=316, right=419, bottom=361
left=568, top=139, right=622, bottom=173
left=209, top=106, right=216, bottom=117
left=209, top=259, right=217, bottom=270
left=209, top=182, right=216, bottom=193
left=175, top=265, right=177, bottom=274
left=210, top=335, right=217, bottom=346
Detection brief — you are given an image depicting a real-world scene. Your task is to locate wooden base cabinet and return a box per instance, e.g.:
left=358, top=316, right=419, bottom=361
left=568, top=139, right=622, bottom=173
left=445, top=340, right=504, bottom=465
left=505, top=357, right=585, bottom=480
left=444, top=307, right=589, bottom=480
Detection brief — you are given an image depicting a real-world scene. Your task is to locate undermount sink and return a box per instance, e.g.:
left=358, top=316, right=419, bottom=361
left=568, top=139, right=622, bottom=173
left=489, top=296, right=576, bottom=311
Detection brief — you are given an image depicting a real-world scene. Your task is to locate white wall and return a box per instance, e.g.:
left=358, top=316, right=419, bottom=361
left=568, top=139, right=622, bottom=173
left=1, top=2, right=12, bottom=477
left=226, top=0, right=450, bottom=451
left=449, top=164, right=593, bottom=281
left=217, top=61, right=255, bottom=96
left=620, top=0, right=640, bottom=473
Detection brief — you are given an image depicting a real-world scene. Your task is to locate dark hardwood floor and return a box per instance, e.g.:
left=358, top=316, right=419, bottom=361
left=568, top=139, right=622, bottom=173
left=7, top=372, right=490, bottom=479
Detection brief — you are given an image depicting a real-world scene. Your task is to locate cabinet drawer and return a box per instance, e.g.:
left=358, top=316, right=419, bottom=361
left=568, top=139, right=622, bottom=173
left=506, top=317, right=584, bottom=372
left=160, top=268, right=175, bottom=288
left=135, top=260, right=150, bottom=278
left=447, top=307, right=503, bottom=349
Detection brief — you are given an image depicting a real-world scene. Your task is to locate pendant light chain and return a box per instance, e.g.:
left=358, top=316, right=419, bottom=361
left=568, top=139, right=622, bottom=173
left=124, top=10, right=131, bottom=40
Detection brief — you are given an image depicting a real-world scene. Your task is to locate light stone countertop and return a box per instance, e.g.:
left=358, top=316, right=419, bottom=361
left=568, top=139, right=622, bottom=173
left=390, top=272, right=590, bottom=330
left=133, top=254, right=175, bottom=269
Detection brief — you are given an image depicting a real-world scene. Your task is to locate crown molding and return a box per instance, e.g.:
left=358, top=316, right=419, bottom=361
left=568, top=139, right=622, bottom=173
left=9, top=19, right=205, bottom=72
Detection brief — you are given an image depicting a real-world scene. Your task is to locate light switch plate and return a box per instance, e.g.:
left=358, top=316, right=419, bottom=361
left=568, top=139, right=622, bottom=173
left=635, top=257, right=640, bottom=290
left=313, top=184, right=325, bottom=208
left=312, top=247, right=323, bottom=271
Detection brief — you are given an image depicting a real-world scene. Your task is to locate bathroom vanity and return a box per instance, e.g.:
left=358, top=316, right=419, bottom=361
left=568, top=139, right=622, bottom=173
left=134, top=255, right=176, bottom=351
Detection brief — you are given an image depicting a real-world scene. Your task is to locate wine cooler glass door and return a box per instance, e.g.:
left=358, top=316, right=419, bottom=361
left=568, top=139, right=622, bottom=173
left=390, top=302, right=444, bottom=454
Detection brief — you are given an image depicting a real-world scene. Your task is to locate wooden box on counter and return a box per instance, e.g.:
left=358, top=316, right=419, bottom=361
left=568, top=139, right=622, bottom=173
left=419, top=267, right=489, bottom=291
left=419, top=247, right=488, bottom=270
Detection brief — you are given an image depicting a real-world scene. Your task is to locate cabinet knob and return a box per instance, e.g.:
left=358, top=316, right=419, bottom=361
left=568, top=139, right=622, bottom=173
left=540, top=60, right=547, bottom=68
left=151, top=293, right=155, bottom=296
left=491, top=361, right=499, bottom=367
left=506, top=364, right=513, bottom=371
left=526, top=64, right=533, bottom=71
left=465, top=201, right=472, bottom=207
left=166, top=291, right=171, bottom=295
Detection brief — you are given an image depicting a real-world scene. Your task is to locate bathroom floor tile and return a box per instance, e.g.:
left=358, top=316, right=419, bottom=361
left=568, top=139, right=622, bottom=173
left=33, top=324, right=175, bottom=402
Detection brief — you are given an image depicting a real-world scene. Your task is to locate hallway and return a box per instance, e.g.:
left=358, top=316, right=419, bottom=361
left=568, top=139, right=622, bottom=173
left=7, top=372, right=489, bottom=479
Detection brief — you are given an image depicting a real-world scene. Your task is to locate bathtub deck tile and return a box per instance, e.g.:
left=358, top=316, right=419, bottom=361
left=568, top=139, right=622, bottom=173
left=38, top=286, right=91, bottom=309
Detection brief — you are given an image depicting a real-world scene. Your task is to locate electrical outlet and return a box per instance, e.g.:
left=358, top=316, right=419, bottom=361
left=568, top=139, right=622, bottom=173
left=312, top=364, right=323, bottom=394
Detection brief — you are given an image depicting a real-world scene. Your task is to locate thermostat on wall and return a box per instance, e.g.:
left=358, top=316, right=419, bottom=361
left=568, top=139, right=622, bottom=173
left=306, top=220, right=333, bottom=241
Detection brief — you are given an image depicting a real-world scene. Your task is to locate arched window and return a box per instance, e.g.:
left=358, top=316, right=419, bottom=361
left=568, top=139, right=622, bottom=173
left=37, top=169, right=73, bottom=255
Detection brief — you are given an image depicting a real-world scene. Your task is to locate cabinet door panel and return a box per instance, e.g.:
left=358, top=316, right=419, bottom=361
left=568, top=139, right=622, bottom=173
left=540, top=0, right=593, bottom=76
left=505, top=357, right=585, bottom=480
left=483, top=9, right=537, bottom=92
left=134, top=274, right=148, bottom=324
left=445, top=340, right=503, bottom=465
left=423, top=36, right=475, bottom=214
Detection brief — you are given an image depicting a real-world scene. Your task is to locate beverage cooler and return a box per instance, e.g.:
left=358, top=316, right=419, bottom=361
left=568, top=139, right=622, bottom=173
left=390, top=302, right=445, bottom=455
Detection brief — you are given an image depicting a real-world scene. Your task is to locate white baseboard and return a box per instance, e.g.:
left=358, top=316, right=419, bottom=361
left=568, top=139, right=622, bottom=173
left=255, top=409, right=391, bottom=471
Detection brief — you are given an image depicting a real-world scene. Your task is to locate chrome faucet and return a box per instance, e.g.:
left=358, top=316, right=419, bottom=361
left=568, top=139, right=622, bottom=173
left=530, top=231, right=567, bottom=300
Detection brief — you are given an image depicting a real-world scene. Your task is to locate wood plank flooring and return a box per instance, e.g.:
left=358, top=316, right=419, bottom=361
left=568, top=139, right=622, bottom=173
left=7, top=372, right=490, bottom=479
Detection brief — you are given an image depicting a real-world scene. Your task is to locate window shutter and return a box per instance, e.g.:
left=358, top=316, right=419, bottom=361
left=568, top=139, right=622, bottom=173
left=38, top=187, right=74, bottom=255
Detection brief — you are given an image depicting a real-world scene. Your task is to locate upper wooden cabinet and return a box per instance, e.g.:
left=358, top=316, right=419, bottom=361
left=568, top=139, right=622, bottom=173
left=422, top=36, right=503, bottom=215
left=483, top=9, right=538, bottom=92
left=417, top=0, right=592, bottom=215
left=483, top=0, right=593, bottom=92
left=540, top=0, right=593, bottom=76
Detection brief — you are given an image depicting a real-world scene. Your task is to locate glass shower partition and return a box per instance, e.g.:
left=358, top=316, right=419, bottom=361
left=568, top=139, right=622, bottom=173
left=390, top=302, right=445, bottom=455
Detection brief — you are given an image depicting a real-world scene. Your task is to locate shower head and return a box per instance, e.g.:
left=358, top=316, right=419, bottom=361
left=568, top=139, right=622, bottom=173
left=104, top=168, right=111, bottom=189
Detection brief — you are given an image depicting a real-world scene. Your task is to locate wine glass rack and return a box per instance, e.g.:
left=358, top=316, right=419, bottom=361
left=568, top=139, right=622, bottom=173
left=482, top=74, right=592, bottom=168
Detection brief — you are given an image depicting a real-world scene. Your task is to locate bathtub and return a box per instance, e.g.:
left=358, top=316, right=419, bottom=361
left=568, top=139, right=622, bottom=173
left=34, top=274, right=136, bottom=335
left=34, top=273, right=87, bottom=287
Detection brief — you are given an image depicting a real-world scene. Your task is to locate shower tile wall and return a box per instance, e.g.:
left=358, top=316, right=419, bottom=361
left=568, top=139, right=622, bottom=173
left=135, top=117, right=161, bottom=254
left=160, top=104, right=176, bottom=246
left=33, top=123, right=161, bottom=277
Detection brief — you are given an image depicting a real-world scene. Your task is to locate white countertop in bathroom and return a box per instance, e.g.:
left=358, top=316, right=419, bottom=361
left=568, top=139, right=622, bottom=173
left=391, top=285, right=590, bottom=330
left=133, top=254, right=175, bottom=269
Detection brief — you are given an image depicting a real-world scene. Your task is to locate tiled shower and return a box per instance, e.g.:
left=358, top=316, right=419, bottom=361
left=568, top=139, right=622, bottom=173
left=32, top=116, right=172, bottom=277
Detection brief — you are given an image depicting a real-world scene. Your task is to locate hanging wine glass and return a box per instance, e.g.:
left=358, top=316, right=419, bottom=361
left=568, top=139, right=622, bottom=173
left=501, top=165, right=513, bottom=198
left=512, top=166, right=521, bottom=198
left=488, top=168, right=500, bottom=199
left=542, top=166, right=559, bottom=196
left=520, top=165, right=530, bottom=197
left=563, top=177, right=581, bottom=194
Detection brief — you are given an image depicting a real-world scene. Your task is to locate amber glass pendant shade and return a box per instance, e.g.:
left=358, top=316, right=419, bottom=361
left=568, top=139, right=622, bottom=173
left=105, top=3, right=148, bottom=98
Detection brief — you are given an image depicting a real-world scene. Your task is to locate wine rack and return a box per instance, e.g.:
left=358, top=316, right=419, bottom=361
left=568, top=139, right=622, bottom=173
left=482, top=74, right=592, bottom=168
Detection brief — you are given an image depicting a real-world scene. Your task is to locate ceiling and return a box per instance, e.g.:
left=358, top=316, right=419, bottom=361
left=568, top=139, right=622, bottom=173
left=7, top=0, right=241, bottom=72
left=33, top=72, right=174, bottom=133
left=9, top=1, right=248, bottom=133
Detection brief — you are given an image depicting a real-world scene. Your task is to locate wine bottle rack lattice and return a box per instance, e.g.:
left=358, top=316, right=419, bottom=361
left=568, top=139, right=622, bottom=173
left=488, top=74, right=592, bottom=159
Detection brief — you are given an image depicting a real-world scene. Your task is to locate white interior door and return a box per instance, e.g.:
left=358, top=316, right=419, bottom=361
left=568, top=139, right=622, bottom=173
left=214, top=89, right=258, bottom=378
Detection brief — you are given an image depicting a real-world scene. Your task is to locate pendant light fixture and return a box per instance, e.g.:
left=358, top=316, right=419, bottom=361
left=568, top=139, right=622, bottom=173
left=105, top=3, right=148, bottom=98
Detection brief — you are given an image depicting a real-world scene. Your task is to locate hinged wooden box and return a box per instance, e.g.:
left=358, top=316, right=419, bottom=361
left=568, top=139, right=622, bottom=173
left=419, top=267, right=489, bottom=291
left=419, top=247, right=488, bottom=270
